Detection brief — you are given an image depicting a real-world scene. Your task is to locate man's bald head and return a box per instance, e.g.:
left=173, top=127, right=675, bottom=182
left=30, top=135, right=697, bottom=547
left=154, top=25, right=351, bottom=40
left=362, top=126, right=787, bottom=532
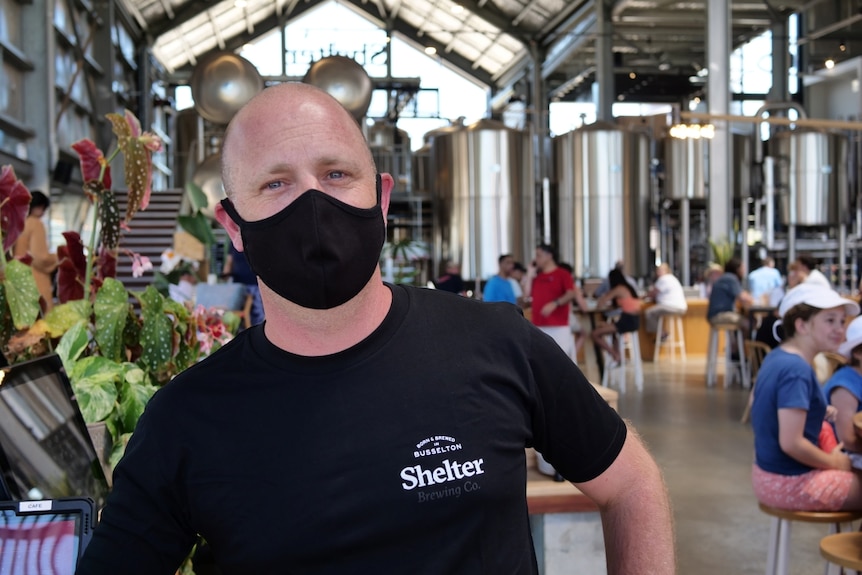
left=220, top=82, right=375, bottom=199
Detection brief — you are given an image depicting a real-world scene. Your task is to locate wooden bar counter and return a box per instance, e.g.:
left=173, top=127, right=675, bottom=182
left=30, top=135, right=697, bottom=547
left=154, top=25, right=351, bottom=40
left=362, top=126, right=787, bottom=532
left=638, top=298, right=711, bottom=360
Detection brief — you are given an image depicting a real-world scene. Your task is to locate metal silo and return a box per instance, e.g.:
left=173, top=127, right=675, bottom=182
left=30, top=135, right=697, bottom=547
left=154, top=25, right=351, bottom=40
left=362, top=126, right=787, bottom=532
left=367, top=119, right=411, bottom=191
left=769, top=129, right=848, bottom=226
left=555, top=122, right=650, bottom=279
left=663, top=137, right=706, bottom=199
left=428, top=118, right=535, bottom=282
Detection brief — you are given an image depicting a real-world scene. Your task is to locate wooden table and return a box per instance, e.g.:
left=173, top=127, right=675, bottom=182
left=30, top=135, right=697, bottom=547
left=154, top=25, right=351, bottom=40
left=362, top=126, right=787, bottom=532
left=820, top=532, right=862, bottom=571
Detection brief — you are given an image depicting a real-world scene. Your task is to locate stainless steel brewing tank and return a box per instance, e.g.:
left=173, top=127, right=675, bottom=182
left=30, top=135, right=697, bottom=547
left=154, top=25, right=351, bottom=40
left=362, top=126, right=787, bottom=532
left=769, top=129, right=848, bottom=226
left=663, top=137, right=706, bottom=199
left=368, top=120, right=411, bottom=189
left=555, top=122, right=650, bottom=279
left=428, top=119, right=534, bottom=281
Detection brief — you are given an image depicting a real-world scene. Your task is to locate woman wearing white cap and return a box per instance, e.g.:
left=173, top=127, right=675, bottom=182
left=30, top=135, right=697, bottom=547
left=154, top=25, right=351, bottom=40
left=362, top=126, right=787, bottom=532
left=823, top=315, right=862, bottom=454
left=751, top=283, right=862, bottom=511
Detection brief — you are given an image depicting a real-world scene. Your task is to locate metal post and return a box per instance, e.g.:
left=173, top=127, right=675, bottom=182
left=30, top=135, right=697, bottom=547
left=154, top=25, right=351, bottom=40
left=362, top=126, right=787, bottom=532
left=593, top=1, right=614, bottom=122
left=707, top=0, right=732, bottom=245
left=681, top=198, right=691, bottom=286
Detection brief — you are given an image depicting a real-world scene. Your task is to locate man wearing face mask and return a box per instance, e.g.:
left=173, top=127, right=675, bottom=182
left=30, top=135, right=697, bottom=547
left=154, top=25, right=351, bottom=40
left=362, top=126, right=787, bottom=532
left=78, top=83, right=675, bottom=575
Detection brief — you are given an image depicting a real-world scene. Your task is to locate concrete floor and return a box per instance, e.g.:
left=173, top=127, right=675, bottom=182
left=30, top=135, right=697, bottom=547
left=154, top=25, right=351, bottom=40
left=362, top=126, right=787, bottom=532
left=580, top=354, right=836, bottom=575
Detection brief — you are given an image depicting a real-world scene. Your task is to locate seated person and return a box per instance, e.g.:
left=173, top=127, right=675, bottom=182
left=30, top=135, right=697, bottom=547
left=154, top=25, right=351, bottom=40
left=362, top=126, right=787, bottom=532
left=433, top=261, right=466, bottom=295
left=558, top=262, right=589, bottom=359
left=591, top=269, right=641, bottom=367
left=750, top=284, right=862, bottom=511
left=645, top=263, right=687, bottom=340
left=823, top=315, right=862, bottom=454
left=707, top=257, right=753, bottom=333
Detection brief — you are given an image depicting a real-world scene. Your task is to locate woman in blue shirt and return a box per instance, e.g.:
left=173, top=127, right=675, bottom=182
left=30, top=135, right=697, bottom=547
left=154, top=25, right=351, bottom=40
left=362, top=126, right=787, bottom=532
left=751, top=284, right=862, bottom=511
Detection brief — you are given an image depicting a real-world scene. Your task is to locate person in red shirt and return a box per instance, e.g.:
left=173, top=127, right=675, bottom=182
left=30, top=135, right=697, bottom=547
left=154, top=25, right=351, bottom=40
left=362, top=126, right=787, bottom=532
left=525, top=244, right=587, bottom=359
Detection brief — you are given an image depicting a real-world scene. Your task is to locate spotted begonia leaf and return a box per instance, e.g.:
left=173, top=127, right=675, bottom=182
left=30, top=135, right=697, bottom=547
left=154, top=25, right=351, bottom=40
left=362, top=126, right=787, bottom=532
left=3, top=259, right=41, bottom=329
left=0, top=166, right=32, bottom=251
left=71, top=139, right=112, bottom=190
left=98, top=189, right=121, bottom=249
left=44, top=300, right=92, bottom=339
left=94, top=277, right=130, bottom=363
left=107, top=110, right=162, bottom=222
left=137, top=285, right=173, bottom=374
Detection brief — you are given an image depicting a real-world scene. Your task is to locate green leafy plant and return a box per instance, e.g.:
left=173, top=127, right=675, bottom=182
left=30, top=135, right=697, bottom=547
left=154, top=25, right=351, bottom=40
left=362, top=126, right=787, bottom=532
left=382, top=237, right=429, bottom=285
left=0, top=112, right=236, bottom=468
left=177, top=181, right=217, bottom=249
left=708, top=236, right=736, bottom=267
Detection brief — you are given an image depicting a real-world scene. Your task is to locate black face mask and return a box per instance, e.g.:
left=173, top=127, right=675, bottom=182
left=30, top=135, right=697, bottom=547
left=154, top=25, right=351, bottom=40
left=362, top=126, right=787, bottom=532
left=220, top=175, right=385, bottom=310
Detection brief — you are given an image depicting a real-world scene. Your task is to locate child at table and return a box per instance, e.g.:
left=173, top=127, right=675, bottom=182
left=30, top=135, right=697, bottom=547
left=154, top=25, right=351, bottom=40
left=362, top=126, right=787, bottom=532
left=823, top=315, right=862, bottom=455
left=750, top=284, right=862, bottom=511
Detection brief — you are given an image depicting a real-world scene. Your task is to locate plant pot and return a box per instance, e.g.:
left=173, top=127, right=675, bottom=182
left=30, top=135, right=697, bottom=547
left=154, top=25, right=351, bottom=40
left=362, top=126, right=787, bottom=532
left=87, top=422, right=113, bottom=487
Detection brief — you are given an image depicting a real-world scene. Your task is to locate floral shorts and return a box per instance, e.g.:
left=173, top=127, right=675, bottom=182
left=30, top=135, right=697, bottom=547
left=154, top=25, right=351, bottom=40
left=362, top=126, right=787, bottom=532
left=752, top=464, right=854, bottom=511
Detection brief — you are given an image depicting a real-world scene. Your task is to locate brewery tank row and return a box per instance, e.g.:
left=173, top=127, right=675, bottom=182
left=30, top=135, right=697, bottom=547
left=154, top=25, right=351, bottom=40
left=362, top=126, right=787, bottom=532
left=413, top=118, right=850, bottom=287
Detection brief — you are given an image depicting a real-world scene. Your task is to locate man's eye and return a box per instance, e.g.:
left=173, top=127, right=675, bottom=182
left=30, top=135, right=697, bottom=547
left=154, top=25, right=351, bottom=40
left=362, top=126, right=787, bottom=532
left=266, top=181, right=283, bottom=190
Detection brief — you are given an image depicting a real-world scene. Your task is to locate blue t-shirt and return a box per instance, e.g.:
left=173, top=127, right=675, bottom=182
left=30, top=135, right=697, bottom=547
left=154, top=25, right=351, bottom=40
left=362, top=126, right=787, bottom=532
left=748, top=266, right=782, bottom=300
left=707, top=273, right=742, bottom=319
left=823, top=365, right=862, bottom=411
left=483, top=275, right=516, bottom=304
left=751, top=348, right=828, bottom=475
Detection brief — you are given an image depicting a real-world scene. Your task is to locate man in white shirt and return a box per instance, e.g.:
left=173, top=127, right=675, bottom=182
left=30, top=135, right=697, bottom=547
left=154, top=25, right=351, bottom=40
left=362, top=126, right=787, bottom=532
left=645, top=263, right=688, bottom=336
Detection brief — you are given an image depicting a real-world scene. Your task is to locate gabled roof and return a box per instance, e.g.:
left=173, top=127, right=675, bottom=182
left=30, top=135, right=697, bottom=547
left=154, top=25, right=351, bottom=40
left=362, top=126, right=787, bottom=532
left=120, top=0, right=849, bottom=104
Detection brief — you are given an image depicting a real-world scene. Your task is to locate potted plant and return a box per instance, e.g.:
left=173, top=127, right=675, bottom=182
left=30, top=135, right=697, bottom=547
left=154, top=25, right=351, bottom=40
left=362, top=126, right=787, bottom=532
left=0, top=111, right=236, bottom=470
left=708, top=236, right=736, bottom=268
left=382, top=237, right=429, bottom=285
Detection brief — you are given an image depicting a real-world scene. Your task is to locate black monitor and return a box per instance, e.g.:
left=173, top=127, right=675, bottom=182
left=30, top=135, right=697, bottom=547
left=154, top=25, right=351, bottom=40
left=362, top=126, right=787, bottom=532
left=0, top=497, right=96, bottom=574
left=0, top=355, right=109, bottom=509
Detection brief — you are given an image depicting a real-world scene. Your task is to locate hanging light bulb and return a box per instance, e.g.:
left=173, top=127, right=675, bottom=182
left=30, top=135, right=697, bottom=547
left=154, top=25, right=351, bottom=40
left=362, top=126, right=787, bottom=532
left=825, top=58, right=836, bottom=69
left=840, top=40, right=847, bottom=52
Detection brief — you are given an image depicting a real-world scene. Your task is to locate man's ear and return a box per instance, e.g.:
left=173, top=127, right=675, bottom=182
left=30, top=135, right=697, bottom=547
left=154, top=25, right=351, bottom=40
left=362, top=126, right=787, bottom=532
left=379, top=173, right=394, bottom=220
left=214, top=202, right=244, bottom=252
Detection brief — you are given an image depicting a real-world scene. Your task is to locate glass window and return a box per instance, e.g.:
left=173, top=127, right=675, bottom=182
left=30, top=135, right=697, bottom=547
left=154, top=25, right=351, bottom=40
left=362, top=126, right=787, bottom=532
left=0, top=0, right=21, bottom=46
left=55, top=48, right=73, bottom=91
left=0, top=61, right=23, bottom=117
left=53, top=0, right=73, bottom=40
left=113, top=22, right=135, bottom=65
left=730, top=30, right=773, bottom=96
left=0, top=128, right=27, bottom=159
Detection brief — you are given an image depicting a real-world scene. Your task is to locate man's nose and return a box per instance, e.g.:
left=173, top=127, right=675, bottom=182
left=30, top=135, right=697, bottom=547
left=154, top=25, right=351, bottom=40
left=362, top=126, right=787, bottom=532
left=295, top=175, right=325, bottom=192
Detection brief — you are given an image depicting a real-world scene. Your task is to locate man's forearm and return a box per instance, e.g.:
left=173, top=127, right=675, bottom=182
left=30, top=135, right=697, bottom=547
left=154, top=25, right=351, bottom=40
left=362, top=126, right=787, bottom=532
left=599, top=456, right=675, bottom=575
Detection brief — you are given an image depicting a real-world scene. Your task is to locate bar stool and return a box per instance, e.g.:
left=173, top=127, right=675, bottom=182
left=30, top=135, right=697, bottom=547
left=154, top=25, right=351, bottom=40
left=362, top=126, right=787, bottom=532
left=706, top=320, right=749, bottom=388
left=759, top=503, right=862, bottom=575
left=820, top=532, right=862, bottom=575
left=653, top=312, right=686, bottom=362
left=601, top=330, right=644, bottom=393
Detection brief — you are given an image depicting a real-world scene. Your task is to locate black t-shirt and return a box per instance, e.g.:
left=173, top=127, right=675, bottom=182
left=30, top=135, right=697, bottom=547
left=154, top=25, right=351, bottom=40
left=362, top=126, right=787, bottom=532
left=78, top=284, right=626, bottom=575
